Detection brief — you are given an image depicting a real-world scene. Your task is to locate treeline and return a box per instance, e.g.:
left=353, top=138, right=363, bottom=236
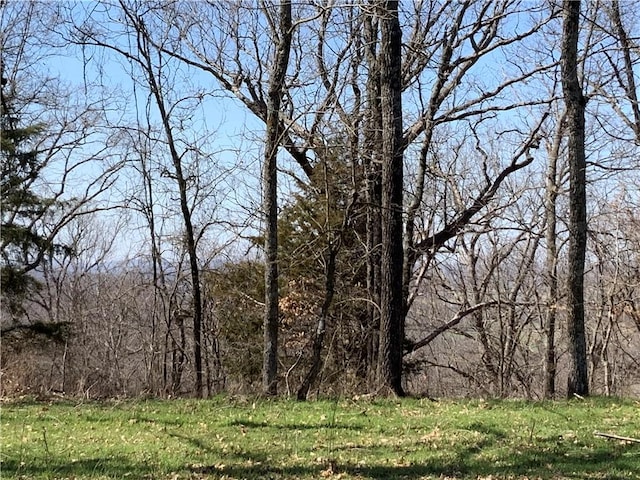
left=1, top=1, right=639, bottom=400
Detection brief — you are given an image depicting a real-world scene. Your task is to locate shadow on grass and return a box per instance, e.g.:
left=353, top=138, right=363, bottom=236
left=5, top=424, right=636, bottom=479
left=169, top=431, right=219, bottom=454
left=1, top=455, right=155, bottom=478
left=479, top=442, right=640, bottom=479
left=464, top=421, right=507, bottom=439
left=187, top=433, right=639, bottom=479
left=191, top=462, right=322, bottom=478
left=4, top=438, right=635, bottom=479
left=343, top=441, right=638, bottom=480
left=228, top=419, right=363, bottom=431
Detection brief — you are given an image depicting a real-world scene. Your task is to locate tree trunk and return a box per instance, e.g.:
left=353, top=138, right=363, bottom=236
left=543, top=115, right=564, bottom=399
left=297, top=247, right=337, bottom=400
left=262, top=0, right=293, bottom=396
left=140, top=44, right=204, bottom=397
left=150, top=77, right=204, bottom=398
left=111, top=10, right=209, bottom=397
left=361, top=11, right=382, bottom=385
left=377, top=0, right=405, bottom=397
left=561, top=0, right=589, bottom=398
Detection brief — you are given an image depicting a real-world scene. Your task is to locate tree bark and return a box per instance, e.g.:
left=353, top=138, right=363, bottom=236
left=561, top=0, right=589, bottom=398
left=262, top=0, right=293, bottom=396
left=377, top=0, right=405, bottom=397
left=543, top=114, right=564, bottom=399
left=296, top=247, right=336, bottom=400
left=363, top=12, right=382, bottom=385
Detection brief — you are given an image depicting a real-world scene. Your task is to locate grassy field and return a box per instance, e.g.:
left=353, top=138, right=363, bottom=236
left=1, top=395, right=638, bottom=479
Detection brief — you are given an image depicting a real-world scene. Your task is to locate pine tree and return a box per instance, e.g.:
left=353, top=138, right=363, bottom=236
left=1, top=74, right=56, bottom=314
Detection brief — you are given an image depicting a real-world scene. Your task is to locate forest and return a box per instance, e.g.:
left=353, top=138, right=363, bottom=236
left=2, top=0, right=639, bottom=401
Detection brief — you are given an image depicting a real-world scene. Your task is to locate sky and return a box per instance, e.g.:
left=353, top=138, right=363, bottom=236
left=35, top=4, right=271, bottom=264
left=9, top=0, right=640, bottom=270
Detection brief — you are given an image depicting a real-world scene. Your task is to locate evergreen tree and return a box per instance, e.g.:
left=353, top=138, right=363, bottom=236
left=1, top=74, right=57, bottom=314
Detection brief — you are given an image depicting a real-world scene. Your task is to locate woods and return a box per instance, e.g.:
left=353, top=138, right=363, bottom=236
left=2, top=0, right=640, bottom=400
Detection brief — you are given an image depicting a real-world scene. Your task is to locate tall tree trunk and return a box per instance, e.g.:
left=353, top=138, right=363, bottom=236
left=262, top=0, right=293, bottom=396
left=176, top=172, right=204, bottom=397
left=139, top=37, right=205, bottom=398
left=377, top=0, right=405, bottom=397
left=116, top=11, right=207, bottom=397
left=561, top=0, right=589, bottom=398
left=543, top=115, right=564, bottom=399
left=362, top=12, right=382, bottom=385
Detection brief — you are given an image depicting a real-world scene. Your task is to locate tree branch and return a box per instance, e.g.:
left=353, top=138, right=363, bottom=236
left=404, top=301, right=497, bottom=356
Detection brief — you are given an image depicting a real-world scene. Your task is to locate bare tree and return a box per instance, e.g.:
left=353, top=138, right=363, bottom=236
left=262, top=0, right=293, bottom=396
left=561, top=0, right=589, bottom=397
left=542, top=111, right=566, bottom=398
left=62, top=0, right=231, bottom=397
left=165, top=1, right=557, bottom=395
left=376, top=0, right=405, bottom=396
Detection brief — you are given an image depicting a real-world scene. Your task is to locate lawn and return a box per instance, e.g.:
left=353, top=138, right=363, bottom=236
left=1, top=395, right=638, bottom=479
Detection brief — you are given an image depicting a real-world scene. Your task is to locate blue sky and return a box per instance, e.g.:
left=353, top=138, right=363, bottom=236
left=39, top=19, right=270, bottom=263
left=17, top=0, right=640, bottom=268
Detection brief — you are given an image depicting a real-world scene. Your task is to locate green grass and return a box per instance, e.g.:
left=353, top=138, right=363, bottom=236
left=1, top=395, right=638, bottom=479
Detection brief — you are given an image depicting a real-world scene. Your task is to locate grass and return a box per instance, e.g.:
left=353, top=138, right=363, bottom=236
left=1, top=395, right=638, bottom=479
